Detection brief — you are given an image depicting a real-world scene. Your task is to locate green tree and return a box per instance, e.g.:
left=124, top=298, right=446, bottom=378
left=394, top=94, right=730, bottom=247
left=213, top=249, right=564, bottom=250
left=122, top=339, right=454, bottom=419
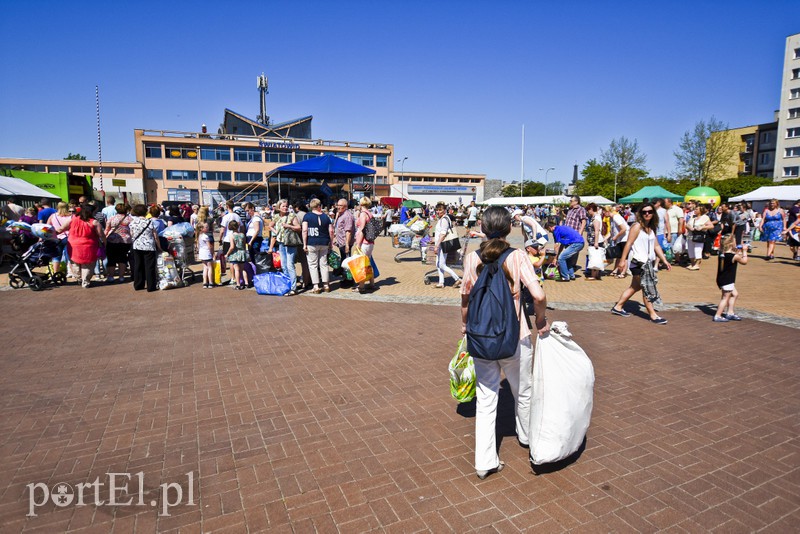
left=65, top=153, right=87, bottom=160
left=574, top=158, right=647, bottom=200
left=673, top=117, right=738, bottom=185
left=600, top=136, right=648, bottom=200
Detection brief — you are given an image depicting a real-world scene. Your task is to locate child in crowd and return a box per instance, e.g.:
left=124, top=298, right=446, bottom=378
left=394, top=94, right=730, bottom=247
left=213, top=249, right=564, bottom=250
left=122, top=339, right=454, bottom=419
left=713, top=233, right=748, bottom=322
left=524, top=239, right=547, bottom=284
left=223, top=220, right=249, bottom=290
left=196, top=221, right=215, bottom=288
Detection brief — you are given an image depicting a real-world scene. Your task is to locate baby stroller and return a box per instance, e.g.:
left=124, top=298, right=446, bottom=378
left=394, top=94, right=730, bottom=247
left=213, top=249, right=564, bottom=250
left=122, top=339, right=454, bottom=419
left=165, top=234, right=196, bottom=285
left=8, top=239, right=66, bottom=291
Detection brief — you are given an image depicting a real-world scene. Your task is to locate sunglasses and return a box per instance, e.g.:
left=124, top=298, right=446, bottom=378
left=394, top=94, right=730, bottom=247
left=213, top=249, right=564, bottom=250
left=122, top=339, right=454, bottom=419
left=641, top=210, right=654, bottom=215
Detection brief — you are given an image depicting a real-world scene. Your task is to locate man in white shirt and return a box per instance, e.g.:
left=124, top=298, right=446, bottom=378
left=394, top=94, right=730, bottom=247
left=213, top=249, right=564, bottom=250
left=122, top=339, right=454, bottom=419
left=467, top=201, right=479, bottom=230
left=653, top=198, right=671, bottom=251
left=664, top=199, right=683, bottom=245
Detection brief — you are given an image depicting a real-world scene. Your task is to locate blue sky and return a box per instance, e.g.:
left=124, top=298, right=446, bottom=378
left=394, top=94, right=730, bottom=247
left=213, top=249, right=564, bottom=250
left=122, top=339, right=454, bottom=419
left=0, top=1, right=797, bottom=185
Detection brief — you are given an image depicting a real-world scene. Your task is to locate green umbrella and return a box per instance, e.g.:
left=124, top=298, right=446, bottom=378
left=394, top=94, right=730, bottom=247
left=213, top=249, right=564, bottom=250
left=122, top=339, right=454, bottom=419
left=402, top=199, right=424, bottom=209
left=684, top=186, right=721, bottom=207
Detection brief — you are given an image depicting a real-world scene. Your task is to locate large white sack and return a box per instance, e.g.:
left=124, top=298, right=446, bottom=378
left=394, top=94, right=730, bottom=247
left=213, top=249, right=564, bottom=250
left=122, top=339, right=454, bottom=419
left=586, top=247, right=606, bottom=271
left=529, top=321, right=594, bottom=465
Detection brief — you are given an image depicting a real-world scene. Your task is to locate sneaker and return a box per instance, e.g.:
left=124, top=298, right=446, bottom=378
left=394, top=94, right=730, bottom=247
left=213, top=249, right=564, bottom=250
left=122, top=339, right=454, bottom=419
left=476, top=461, right=505, bottom=480
left=724, top=314, right=742, bottom=321
left=651, top=317, right=668, bottom=325
left=610, top=307, right=630, bottom=317
left=712, top=316, right=729, bottom=322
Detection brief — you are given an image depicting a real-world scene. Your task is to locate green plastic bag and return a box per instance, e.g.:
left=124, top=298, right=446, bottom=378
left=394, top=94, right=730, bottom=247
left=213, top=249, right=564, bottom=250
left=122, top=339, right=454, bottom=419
left=449, top=337, right=476, bottom=403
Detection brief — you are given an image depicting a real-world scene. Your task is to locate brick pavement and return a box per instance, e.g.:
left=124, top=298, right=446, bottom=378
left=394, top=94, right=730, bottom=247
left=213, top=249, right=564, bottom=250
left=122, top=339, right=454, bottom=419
left=0, top=285, right=799, bottom=532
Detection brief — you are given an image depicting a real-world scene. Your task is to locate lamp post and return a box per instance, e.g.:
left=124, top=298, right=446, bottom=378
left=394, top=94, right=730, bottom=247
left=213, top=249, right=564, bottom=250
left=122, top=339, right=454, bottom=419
left=397, top=156, right=408, bottom=198
left=539, top=167, right=555, bottom=196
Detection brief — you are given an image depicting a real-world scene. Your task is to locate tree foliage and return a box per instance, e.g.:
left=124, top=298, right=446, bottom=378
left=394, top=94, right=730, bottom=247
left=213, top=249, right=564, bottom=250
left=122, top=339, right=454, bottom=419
left=500, top=181, right=567, bottom=197
left=65, top=153, right=87, bottom=160
left=673, top=117, right=738, bottom=185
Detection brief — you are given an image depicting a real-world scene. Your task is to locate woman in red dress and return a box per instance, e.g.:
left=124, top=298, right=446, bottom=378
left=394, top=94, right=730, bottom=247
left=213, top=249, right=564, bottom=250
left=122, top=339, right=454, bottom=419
left=64, top=204, right=106, bottom=288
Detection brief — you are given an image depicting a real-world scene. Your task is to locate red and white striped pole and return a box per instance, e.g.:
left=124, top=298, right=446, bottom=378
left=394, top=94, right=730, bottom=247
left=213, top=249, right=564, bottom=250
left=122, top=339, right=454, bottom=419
left=96, top=85, right=104, bottom=198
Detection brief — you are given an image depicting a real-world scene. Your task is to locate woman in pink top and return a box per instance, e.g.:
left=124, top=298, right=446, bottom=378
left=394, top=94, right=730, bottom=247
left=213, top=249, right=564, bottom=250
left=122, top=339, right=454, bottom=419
left=63, top=204, right=106, bottom=288
left=46, top=202, right=72, bottom=275
left=460, top=206, right=549, bottom=479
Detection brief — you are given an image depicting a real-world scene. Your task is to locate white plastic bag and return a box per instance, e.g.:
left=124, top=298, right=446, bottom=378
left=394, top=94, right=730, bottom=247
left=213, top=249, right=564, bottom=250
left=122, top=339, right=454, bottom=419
left=671, top=234, right=687, bottom=254
left=586, top=247, right=606, bottom=271
left=529, top=321, right=594, bottom=465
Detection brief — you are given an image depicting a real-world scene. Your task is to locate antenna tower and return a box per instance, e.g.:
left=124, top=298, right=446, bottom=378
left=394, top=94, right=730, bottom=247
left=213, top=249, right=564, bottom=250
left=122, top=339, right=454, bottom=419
left=257, top=74, right=269, bottom=126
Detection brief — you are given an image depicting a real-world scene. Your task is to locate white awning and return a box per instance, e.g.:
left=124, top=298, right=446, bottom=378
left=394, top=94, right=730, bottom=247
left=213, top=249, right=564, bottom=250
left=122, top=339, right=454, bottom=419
left=728, top=185, right=800, bottom=202
left=0, top=176, right=61, bottom=199
left=480, top=195, right=614, bottom=206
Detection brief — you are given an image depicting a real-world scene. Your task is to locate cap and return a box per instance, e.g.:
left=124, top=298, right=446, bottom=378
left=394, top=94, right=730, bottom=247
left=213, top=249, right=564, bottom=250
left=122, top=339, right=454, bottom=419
left=524, top=239, right=541, bottom=249
left=511, top=209, right=524, bottom=218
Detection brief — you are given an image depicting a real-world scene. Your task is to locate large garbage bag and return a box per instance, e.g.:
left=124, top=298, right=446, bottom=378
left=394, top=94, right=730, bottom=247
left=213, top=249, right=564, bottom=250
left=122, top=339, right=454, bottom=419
left=157, top=252, right=182, bottom=290
left=160, top=222, right=194, bottom=237
left=254, top=252, right=273, bottom=274
left=529, top=321, right=594, bottom=465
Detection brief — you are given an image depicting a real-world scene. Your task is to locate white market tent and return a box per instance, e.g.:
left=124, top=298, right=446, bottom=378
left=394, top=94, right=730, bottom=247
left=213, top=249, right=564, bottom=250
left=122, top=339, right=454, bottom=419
left=729, top=185, right=800, bottom=202
left=481, top=195, right=614, bottom=206
left=0, top=176, right=60, bottom=200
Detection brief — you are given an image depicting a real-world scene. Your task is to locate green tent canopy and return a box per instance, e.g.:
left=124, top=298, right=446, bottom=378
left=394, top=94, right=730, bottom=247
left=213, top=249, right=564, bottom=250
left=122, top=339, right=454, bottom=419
left=618, top=185, right=683, bottom=204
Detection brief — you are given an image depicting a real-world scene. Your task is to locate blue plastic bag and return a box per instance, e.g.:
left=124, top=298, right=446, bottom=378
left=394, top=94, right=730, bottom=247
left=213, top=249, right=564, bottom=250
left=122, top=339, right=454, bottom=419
left=370, top=256, right=380, bottom=279
left=254, top=272, right=292, bottom=296
left=260, top=240, right=271, bottom=253
left=160, top=222, right=194, bottom=237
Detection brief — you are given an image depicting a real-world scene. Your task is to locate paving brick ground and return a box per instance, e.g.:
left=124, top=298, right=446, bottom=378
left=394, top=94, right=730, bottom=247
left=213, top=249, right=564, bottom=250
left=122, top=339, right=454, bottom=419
left=0, top=282, right=798, bottom=532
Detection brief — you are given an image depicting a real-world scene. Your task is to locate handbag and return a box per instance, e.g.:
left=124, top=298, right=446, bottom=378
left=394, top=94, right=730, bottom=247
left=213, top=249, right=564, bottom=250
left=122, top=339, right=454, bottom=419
left=691, top=233, right=705, bottom=243
left=281, top=216, right=303, bottom=247
left=440, top=216, right=461, bottom=253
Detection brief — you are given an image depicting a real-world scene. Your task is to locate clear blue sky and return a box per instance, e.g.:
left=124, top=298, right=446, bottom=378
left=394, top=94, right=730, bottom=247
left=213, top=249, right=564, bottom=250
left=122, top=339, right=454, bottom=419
left=0, top=1, right=797, bottom=185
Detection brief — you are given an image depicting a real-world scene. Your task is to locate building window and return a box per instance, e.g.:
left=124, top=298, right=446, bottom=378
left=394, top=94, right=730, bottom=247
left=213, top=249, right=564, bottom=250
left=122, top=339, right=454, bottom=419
left=235, top=172, right=262, bottom=182
left=795, top=48, right=800, bottom=59
left=233, top=147, right=262, bottom=162
left=200, top=147, right=231, bottom=161
left=786, top=147, right=800, bottom=158
left=793, top=68, right=800, bottom=80
left=791, top=88, right=800, bottom=100
left=144, top=144, right=162, bottom=158
left=375, top=155, right=387, bottom=167
left=742, top=157, right=752, bottom=173
left=784, top=166, right=800, bottom=178
left=375, top=177, right=387, bottom=184
left=789, top=108, right=800, bottom=119
left=48, top=165, right=69, bottom=173
left=350, top=154, right=374, bottom=166
left=788, top=127, right=800, bottom=139
left=201, top=171, right=231, bottom=181
left=166, top=170, right=198, bottom=180
left=760, top=131, right=773, bottom=144
left=71, top=166, right=92, bottom=173
left=166, top=146, right=198, bottom=159
left=265, top=151, right=292, bottom=163
left=759, top=153, right=772, bottom=165
left=115, top=167, right=135, bottom=174
left=147, top=169, right=163, bottom=179
left=296, top=151, right=320, bottom=162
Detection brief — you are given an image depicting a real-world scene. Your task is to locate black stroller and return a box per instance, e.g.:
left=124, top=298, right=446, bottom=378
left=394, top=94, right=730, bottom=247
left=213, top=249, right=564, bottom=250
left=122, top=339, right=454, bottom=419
left=8, top=239, right=66, bottom=291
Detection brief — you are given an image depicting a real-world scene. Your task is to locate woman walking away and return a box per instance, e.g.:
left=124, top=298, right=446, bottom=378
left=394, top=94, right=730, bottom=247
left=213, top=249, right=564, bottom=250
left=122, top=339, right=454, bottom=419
left=713, top=233, right=748, bottom=322
left=354, top=196, right=378, bottom=293
left=302, top=199, right=334, bottom=293
left=433, top=202, right=462, bottom=288
left=758, top=199, right=786, bottom=260
left=611, top=203, right=671, bottom=325
left=47, top=202, right=72, bottom=275
left=196, top=221, right=215, bottom=288
left=223, top=220, right=249, bottom=290
left=585, top=203, right=605, bottom=280
left=65, top=204, right=106, bottom=288
left=460, top=206, right=548, bottom=479
left=129, top=204, right=162, bottom=292
left=104, top=203, right=132, bottom=283
left=686, top=204, right=713, bottom=270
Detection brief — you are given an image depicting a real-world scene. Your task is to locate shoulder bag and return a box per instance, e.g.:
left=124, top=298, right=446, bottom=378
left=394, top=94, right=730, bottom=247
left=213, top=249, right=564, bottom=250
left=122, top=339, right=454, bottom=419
left=282, top=215, right=303, bottom=247
left=440, top=216, right=461, bottom=253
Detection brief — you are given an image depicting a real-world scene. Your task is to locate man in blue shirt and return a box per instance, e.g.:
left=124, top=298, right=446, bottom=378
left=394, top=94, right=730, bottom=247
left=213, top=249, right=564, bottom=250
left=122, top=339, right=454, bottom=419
left=37, top=199, right=56, bottom=223
left=544, top=220, right=585, bottom=282
left=101, top=196, right=118, bottom=225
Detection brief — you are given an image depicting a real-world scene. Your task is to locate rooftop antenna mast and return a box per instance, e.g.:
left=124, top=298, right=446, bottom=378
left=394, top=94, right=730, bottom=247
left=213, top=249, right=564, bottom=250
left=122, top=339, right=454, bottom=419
left=257, top=73, right=270, bottom=126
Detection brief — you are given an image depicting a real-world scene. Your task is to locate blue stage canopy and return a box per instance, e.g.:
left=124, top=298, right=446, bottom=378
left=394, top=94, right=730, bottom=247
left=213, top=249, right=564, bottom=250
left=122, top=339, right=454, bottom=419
left=274, top=154, right=376, bottom=176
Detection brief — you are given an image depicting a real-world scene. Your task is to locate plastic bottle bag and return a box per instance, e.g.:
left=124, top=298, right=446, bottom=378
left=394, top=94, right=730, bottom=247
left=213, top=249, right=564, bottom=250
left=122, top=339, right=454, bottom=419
left=449, top=337, right=476, bottom=403
left=529, top=321, right=594, bottom=465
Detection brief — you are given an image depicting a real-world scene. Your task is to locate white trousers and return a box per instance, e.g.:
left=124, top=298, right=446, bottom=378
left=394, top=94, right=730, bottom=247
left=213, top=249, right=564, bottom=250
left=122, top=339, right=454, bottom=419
left=473, top=336, right=533, bottom=471
left=688, top=240, right=704, bottom=260
left=437, top=248, right=460, bottom=285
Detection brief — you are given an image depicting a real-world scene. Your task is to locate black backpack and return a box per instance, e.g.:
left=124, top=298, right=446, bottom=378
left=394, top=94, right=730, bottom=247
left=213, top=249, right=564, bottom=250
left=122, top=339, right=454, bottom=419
left=363, top=214, right=383, bottom=242
left=466, top=248, right=521, bottom=360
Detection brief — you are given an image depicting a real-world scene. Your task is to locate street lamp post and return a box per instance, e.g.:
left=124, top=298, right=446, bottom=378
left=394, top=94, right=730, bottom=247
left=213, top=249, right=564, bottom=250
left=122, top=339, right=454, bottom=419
left=539, top=167, right=555, bottom=196
left=397, top=156, right=408, bottom=198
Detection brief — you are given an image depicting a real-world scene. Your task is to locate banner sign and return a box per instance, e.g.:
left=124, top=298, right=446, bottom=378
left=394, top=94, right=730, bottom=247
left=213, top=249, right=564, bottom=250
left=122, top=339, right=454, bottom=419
left=407, top=185, right=476, bottom=194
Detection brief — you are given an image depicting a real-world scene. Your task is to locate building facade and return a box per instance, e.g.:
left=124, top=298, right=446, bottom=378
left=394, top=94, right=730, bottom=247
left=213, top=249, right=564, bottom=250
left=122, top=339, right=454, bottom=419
left=134, top=129, right=394, bottom=205
left=389, top=171, right=485, bottom=205
left=774, top=33, right=800, bottom=181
